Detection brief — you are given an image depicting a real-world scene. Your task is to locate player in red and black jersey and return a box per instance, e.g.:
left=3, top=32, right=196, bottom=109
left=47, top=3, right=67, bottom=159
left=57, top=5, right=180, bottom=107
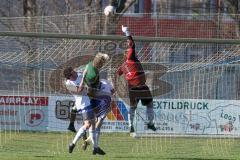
left=116, top=25, right=156, bottom=133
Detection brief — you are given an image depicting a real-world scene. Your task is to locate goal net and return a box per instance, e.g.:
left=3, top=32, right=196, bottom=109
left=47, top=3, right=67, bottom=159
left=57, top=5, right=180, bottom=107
left=0, top=35, right=240, bottom=136
left=0, top=13, right=240, bottom=158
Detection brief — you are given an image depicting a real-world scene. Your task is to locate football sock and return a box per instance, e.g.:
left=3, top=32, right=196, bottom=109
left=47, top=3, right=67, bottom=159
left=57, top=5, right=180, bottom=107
left=95, top=128, right=100, bottom=146
left=128, top=107, right=136, bottom=127
left=72, top=126, right=86, bottom=144
left=146, top=105, right=154, bottom=125
left=89, top=129, right=97, bottom=148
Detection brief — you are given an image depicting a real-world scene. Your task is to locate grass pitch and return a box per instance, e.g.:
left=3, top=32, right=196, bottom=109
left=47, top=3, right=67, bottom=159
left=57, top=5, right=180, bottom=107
left=0, top=131, right=240, bottom=160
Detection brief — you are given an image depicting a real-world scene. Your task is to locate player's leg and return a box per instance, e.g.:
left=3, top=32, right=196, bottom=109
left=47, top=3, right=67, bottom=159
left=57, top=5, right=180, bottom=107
left=82, top=118, right=100, bottom=151
left=91, top=98, right=108, bottom=155
left=128, top=88, right=138, bottom=133
left=78, top=102, right=105, bottom=155
left=141, top=85, right=156, bottom=131
left=128, top=107, right=136, bottom=133
left=82, top=102, right=110, bottom=150
left=83, top=117, right=103, bottom=145
left=68, top=109, right=94, bottom=153
left=91, top=119, right=106, bottom=155
left=94, top=95, right=112, bottom=145
left=67, top=107, right=77, bottom=132
left=145, top=101, right=156, bottom=131
left=83, top=112, right=107, bottom=148
left=68, top=120, right=90, bottom=153
left=88, top=119, right=105, bottom=155
left=91, top=95, right=111, bottom=155
left=81, top=128, right=89, bottom=150
left=95, top=117, right=104, bottom=146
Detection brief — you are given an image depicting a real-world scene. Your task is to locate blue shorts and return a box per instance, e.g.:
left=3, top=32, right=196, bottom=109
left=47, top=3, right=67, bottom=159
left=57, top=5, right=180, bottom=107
left=78, top=105, right=95, bottom=120
left=91, top=95, right=111, bottom=119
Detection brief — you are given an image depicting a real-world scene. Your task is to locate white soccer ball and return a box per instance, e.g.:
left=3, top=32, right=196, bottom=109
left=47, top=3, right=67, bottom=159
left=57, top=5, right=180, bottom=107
left=104, top=5, right=116, bottom=16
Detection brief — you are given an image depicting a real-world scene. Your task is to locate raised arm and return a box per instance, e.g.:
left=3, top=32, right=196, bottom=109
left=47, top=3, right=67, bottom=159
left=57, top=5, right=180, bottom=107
left=77, top=67, right=87, bottom=92
left=122, top=25, right=136, bottom=61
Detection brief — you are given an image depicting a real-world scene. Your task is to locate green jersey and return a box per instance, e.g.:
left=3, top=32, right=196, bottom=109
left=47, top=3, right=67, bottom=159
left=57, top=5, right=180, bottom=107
left=84, top=61, right=99, bottom=88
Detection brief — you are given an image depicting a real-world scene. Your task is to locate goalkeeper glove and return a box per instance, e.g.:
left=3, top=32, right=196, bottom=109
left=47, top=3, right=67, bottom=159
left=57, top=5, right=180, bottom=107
left=122, top=25, right=130, bottom=36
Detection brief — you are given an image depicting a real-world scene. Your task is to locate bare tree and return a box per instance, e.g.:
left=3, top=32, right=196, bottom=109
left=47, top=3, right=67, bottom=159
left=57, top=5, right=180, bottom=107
left=224, top=0, right=240, bottom=37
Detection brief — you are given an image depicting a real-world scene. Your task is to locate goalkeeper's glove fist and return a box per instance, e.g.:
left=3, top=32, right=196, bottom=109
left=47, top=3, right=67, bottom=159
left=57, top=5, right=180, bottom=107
left=122, top=25, right=130, bottom=36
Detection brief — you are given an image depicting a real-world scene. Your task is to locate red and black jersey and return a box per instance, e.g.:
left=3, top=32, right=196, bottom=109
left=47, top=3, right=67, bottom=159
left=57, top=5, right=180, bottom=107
left=117, top=35, right=146, bottom=87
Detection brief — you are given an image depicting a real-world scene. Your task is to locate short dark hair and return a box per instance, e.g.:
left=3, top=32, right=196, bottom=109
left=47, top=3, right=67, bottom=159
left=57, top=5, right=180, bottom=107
left=63, top=66, right=73, bottom=79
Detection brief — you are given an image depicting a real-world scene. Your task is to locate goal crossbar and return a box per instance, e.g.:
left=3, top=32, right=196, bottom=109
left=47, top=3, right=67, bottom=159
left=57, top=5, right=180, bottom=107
left=0, top=31, right=240, bottom=44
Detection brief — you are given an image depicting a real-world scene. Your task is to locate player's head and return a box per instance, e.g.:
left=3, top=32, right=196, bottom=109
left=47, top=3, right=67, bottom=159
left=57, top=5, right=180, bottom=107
left=63, top=66, right=77, bottom=80
left=93, top=52, right=109, bottom=69
left=127, top=39, right=133, bottom=47
left=126, top=36, right=134, bottom=48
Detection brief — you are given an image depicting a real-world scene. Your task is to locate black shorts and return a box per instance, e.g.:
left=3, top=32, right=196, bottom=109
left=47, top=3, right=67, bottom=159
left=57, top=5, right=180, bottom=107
left=129, top=84, right=153, bottom=107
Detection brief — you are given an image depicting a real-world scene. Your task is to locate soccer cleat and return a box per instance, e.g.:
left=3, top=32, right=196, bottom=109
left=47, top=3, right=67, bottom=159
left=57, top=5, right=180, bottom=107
left=129, top=126, right=135, bottom=133
left=82, top=141, right=90, bottom=151
left=92, top=147, right=106, bottom=155
left=147, top=123, right=157, bottom=131
left=82, top=131, right=87, bottom=140
left=67, top=124, right=76, bottom=133
left=81, top=131, right=89, bottom=150
left=68, top=143, right=75, bottom=153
